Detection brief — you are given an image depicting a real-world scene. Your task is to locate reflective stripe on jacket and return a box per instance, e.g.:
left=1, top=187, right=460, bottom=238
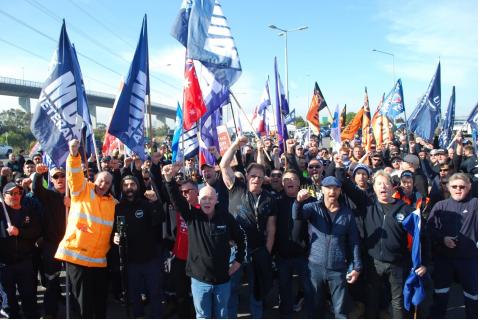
left=55, top=154, right=115, bottom=267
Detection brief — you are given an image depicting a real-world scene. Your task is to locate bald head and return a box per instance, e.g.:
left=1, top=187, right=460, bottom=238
left=198, top=185, right=218, bottom=216
left=94, top=171, right=113, bottom=196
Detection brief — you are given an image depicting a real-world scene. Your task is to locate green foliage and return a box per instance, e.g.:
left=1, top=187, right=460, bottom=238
left=0, top=109, right=34, bottom=150
left=294, top=116, right=306, bottom=128
left=345, top=112, right=357, bottom=126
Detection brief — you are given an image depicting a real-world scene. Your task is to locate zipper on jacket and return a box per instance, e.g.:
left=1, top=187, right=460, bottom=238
left=380, top=213, right=386, bottom=259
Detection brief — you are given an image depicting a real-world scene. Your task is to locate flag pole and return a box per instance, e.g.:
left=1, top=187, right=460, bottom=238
left=147, top=94, right=154, bottom=152
left=64, top=165, right=71, bottom=319
left=90, top=128, right=101, bottom=172
left=229, top=90, right=272, bottom=162
left=229, top=101, right=239, bottom=138
left=0, top=193, right=12, bottom=228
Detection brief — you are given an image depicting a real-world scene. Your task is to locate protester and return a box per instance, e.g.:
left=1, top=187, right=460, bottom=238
left=427, top=173, right=477, bottom=319
left=55, top=139, right=116, bottom=318
left=0, top=182, right=41, bottom=318
left=163, top=163, right=246, bottom=319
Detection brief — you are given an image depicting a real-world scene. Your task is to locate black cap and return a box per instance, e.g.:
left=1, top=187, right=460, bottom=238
left=3, top=182, right=19, bottom=194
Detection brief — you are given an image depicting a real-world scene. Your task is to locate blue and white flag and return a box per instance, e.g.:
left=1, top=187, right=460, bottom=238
left=439, top=86, right=455, bottom=149
left=172, top=102, right=199, bottom=162
left=466, top=104, right=478, bottom=152
left=108, top=15, right=149, bottom=160
left=381, top=79, right=405, bottom=121
left=402, top=209, right=426, bottom=311
left=31, top=21, right=84, bottom=167
left=285, top=109, right=296, bottom=125
left=407, top=63, right=441, bottom=142
left=274, top=57, right=288, bottom=154
left=255, top=79, right=272, bottom=135
left=330, top=104, right=342, bottom=152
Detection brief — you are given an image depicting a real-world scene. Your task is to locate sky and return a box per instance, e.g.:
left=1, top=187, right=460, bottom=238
left=0, top=0, right=477, bottom=128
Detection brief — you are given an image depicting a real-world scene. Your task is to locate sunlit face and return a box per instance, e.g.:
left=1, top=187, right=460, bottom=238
left=439, top=166, right=451, bottom=178
left=448, top=148, right=455, bottom=159
left=400, top=176, right=414, bottom=195
left=353, top=147, right=364, bottom=160
left=122, top=179, right=138, bottom=199
left=4, top=187, right=22, bottom=208
left=51, top=172, right=66, bottom=193
left=307, top=160, right=323, bottom=180
left=180, top=182, right=199, bottom=206
left=321, top=185, right=341, bottom=202
left=198, top=186, right=217, bottom=215
left=270, top=170, right=283, bottom=190
left=282, top=172, right=300, bottom=197
left=247, top=168, right=265, bottom=193
left=437, top=153, right=448, bottom=165
left=33, top=156, right=42, bottom=164
left=94, top=172, right=113, bottom=196
left=373, top=175, right=393, bottom=203
left=295, top=146, right=304, bottom=158
left=391, top=159, right=401, bottom=170
left=201, top=166, right=217, bottom=185
left=24, top=164, right=35, bottom=175
left=448, top=179, right=471, bottom=201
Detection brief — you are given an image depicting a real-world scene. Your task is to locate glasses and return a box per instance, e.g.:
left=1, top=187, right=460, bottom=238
left=439, top=169, right=450, bottom=172
left=270, top=174, right=282, bottom=178
left=6, top=191, right=21, bottom=196
left=249, top=174, right=264, bottom=180
left=450, top=185, right=466, bottom=190
left=52, top=174, right=65, bottom=179
left=308, top=165, right=321, bottom=169
left=181, top=189, right=194, bottom=194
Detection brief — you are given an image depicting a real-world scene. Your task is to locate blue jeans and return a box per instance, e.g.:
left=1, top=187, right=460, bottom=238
left=191, top=278, right=230, bottom=319
left=127, top=259, right=163, bottom=318
left=305, top=261, right=347, bottom=318
left=228, top=262, right=263, bottom=318
left=276, top=256, right=308, bottom=317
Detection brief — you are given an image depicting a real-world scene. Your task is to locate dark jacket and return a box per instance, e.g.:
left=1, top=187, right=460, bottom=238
left=0, top=205, right=42, bottom=264
left=31, top=172, right=66, bottom=246
left=293, top=199, right=362, bottom=272
left=166, top=180, right=246, bottom=285
left=427, top=195, right=477, bottom=259
left=113, top=196, right=164, bottom=264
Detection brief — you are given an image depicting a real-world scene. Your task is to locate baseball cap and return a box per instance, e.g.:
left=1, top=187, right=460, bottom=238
left=201, top=163, right=214, bottom=170
left=321, top=176, right=342, bottom=188
left=50, top=167, right=65, bottom=177
left=400, top=170, right=414, bottom=179
left=3, top=182, right=19, bottom=194
left=436, top=148, right=447, bottom=155
left=403, top=154, right=420, bottom=167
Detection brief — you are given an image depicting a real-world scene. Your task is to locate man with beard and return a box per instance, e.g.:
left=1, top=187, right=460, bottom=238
left=30, top=165, right=67, bottom=318
left=201, top=162, right=229, bottom=214
left=274, top=170, right=309, bottom=317
left=221, top=135, right=277, bottom=319
left=428, top=173, right=477, bottom=319
left=294, top=176, right=361, bottom=318
left=112, top=175, right=164, bottom=318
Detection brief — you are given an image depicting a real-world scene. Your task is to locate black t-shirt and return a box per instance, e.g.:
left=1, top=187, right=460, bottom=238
left=228, top=178, right=277, bottom=250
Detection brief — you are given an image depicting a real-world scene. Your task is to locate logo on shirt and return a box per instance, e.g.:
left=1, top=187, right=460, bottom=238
left=134, top=210, right=144, bottom=219
left=24, top=216, right=30, bottom=224
left=395, top=213, right=405, bottom=223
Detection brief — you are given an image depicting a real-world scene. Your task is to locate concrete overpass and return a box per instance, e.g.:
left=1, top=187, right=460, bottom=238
left=0, top=76, right=176, bottom=127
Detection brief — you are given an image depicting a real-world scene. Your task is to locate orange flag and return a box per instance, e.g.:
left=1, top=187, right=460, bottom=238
left=361, top=87, right=375, bottom=150
left=372, top=93, right=394, bottom=146
left=306, top=82, right=327, bottom=135
left=341, top=105, right=364, bottom=141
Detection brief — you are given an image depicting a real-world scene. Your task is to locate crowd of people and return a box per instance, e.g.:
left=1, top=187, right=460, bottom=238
left=0, top=128, right=477, bottom=319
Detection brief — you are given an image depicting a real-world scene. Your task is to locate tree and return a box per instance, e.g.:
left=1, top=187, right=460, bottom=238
left=0, top=109, right=32, bottom=135
left=294, top=116, right=306, bottom=128
left=345, top=112, right=357, bottom=126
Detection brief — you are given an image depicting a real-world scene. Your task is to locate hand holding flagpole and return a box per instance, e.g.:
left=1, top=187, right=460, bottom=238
left=0, top=192, right=12, bottom=228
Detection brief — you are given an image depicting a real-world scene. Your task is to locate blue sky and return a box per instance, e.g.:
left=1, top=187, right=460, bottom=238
left=0, top=0, right=477, bottom=126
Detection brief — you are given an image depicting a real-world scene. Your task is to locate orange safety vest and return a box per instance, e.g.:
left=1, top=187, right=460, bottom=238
left=55, top=154, right=115, bottom=267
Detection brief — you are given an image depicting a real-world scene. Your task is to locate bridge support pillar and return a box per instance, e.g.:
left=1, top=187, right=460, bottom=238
left=89, top=104, right=97, bottom=129
left=18, top=96, right=31, bottom=113
left=155, top=114, right=166, bottom=127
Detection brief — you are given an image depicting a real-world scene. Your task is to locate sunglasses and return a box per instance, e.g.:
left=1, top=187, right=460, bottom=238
left=439, top=169, right=450, bottom=172
left=6, top=191, right=21, bottom=196
left=308, top=165, right=321, bottom=169
left=249, top=174, right=264, bottom=180
left=52, top=174, right=66, bottom=179
left=270, top=173, right=282, bottom=178
left=450, top=185, right=466, bottom=190
left=181, top=189, right=194, bottom=194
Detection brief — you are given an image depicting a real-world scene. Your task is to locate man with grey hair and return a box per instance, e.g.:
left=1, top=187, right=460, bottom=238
left=163, top=164, right=245, bottom=319
left=346, top=169, right=430, bottom=318
left=427, top=173, right=477, bottom=319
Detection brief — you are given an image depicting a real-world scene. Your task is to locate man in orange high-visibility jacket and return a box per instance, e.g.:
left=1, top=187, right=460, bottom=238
left=55, top=139, right=115, bottom=318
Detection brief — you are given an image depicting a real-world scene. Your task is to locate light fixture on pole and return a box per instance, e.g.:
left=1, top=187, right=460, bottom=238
left=372, top=48, right=396, bottom=84
left=269, top=24, right=308, bottom=103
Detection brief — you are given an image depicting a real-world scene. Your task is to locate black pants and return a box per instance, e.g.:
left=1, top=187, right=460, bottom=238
left=172, top=257, right=195, bottom=318
left=0, top=259, right=38, bottom=318
left=67, top=262, right=108, bottom=318
left=365, top=259, right=408, bottom=319
left=42, top=243, right=62, bottom=317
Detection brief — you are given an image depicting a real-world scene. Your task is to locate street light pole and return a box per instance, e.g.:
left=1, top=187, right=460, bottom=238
left=269, top=25, right=308, bottom=104
left=372, top=48, right=395, bottom=84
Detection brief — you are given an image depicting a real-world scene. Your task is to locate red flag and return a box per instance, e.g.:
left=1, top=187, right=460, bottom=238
left=183, top=60, right=206, bottom=130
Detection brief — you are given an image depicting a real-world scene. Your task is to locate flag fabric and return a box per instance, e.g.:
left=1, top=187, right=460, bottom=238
left=381, top=79, right=405, bottom=121
left=174, top=0, right=242, bottom=87
left=439, top=86, right=456, bottom=148
left=172, top=103, right=183, bottom=162
left=340, top=104, right=347, bottom=129
left=402, top=209, right=426, bottom=311
left=407, top=63, right=441, bottom=142
left=183, top=59, right=207, bottom=130
left=341, top=105, right=364, bottom=141
left=274, top=56, right=288, bottom=154
left=372, top=93, right=390, bottom=146
left=330, top=104, right=342, bottom=152
left=31, top=21, right=85, bottom=167
left=255, top=79, right=272, bottom=135
left=284, top=109, right=295, bottom=125
left=466, top=104, right=478, bottom=152
left=108, top=16, right=149, bottom=160
left=306, top=82, right=327, bottom=134
left=361, top=87, right=375, bottom=150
